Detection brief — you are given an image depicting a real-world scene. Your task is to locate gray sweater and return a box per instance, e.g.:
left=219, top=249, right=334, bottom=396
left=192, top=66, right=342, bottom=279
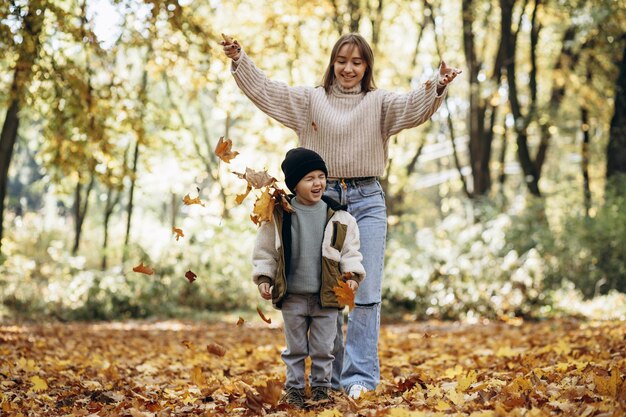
left=286, top=198, right=327, bottom=294
left=231, top=51, right=447, bottom=178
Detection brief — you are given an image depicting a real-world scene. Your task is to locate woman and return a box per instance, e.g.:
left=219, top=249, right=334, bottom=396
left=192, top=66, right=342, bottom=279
left=223, top=33, right=460, bottom=398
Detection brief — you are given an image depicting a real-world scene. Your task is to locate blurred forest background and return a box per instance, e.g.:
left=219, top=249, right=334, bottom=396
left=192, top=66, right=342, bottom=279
left=1, top=0, right=625, bottom=322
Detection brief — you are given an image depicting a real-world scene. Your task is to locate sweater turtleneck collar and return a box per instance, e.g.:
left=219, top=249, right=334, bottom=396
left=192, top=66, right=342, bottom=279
left=331, top=81, right=363, bottom=96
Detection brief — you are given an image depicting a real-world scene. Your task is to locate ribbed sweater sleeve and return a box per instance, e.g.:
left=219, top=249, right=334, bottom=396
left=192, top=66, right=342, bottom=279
left=232, top=51, right=310, bottom=133
left=381, top=76, right=447, bottom=138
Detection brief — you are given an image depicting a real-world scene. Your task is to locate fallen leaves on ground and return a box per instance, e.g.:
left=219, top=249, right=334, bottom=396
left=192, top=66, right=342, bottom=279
left=2, top=318, right=624, bottom=416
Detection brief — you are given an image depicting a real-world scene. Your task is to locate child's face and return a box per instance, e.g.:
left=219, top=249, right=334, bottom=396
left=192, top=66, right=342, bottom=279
left=294, top=170, right=326, bottom=205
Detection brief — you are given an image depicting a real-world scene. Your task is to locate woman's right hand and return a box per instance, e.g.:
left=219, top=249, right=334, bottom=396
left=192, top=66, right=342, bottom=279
left=221, top=33, right=241, bottom=61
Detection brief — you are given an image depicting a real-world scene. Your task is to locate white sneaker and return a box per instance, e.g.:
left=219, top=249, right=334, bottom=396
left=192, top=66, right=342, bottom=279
left=348, top=384, right=368, bottom=399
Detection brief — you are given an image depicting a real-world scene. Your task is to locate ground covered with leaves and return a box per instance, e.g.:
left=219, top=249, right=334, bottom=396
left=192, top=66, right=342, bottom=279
left=1, top=317, right=625, bottom=416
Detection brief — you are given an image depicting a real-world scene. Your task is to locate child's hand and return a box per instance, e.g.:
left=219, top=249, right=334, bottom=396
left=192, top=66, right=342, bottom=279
left=258, top=282, right=272, bottom=300
left=346, top=279, right=359, bottom=292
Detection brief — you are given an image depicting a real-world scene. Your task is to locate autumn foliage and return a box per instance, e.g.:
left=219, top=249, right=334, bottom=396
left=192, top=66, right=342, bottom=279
left=2, top=319, right=625, bottom=416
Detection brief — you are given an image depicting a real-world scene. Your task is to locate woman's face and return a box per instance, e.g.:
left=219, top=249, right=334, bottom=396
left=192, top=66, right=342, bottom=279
left=333, top=44, right=367, bottom=89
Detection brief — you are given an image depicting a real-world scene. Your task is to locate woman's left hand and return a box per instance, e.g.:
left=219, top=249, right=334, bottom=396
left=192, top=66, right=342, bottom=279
left=439, top=61, right=462, bottom=86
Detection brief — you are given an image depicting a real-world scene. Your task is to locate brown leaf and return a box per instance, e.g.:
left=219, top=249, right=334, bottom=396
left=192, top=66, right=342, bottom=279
left=185, top=270, right=197, bottom=283
left=311, top=121, right=318, bottom=132
left=206, top=342, right=227, bottom=357
left=256, top=307, right=271, bottom=324
left=132, top=262, right=154, bottom=275
left=333, top=280, right=355, bottom=311
left=273, top=187, right=294, bottom=213
left=256, top=378, right=283, bottom=407
left=183, top=193, right=205, bottom=207
left=233, top=168, right=277, bottom=189
left=172, top=227, right=184, bottom=241
left=236, top=317, right=244, bottom=326
left=182, top=340, right=195, bottom=350
left=214, top=136, right=239, bottom=163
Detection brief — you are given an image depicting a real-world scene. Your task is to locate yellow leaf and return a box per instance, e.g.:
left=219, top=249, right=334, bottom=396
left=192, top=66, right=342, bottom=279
left=30, top=376, right=48, bottom=392
left=318, top=410, right=343, bottom=417
left=594, top=370, right=619, bottom=397
left=457, top=369, right=478, bottom=392
left=446, top=388, right=465, bottom=405
left=17, top=358, right=39, bottom=372
left=495, top=346, right=517, bottom=357
left=181, top=391, right=197, bottom=405
left=434, top=399, right=451, bottom=411
left=387, top=409, right=429, bottom=417
left=235, top=184, right=252, bottom=205
left=251, top=188, right=274, bottom=225
left=191, top=366, right=206, bottom=387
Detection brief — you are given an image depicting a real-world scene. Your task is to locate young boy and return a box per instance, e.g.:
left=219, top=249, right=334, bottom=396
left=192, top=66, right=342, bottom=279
left=252, top=148, right=365, bottom=408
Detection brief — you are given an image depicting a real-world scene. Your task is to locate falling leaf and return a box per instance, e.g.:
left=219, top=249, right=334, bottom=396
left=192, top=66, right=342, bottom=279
left=183, top=193, right=205, bottom=207
left=333, top=280, right=355, bottom=311
left=236, top=317, right=244, bottom=326
left=30, top=376, right=48, bottom=392
left=256, top=307, right=271, bottom=324
left=311, top=121, right=318, bottom=132
left=251, top=188, right=274, bottom=225
left=133, top=262, right=154, bottom=275
left=172, top=227, right=184, bottom=241
left=235, top=184, right=252, bottom=205
left=214, top=136, right=239, bottom=163
left=233, top=167, right=277, bottom=189
left=185, top=270, right=197, bottom=283
left=206, top=342, right=227, bottom=357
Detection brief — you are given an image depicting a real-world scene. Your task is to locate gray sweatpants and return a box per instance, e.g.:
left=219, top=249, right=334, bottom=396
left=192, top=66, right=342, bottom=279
left=281, top=293, right=338, bottom=389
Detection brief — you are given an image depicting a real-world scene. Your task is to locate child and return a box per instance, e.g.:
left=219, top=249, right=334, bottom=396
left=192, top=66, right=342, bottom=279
left=252, top=148, right=365, bottom=408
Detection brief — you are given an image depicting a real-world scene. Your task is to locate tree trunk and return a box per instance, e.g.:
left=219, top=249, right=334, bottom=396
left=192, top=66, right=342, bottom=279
left=581, top=105, right=591, bottom=217
left=503, top=0, right=542, bottom=196
left=0, top=99, right=19, bottom=254
left=123, top=140, right=140, bottom=262
left=606, top=42, right=626, bottom=182
left=0, top=7, right=44, bottom=254
left=462, top=0, right=500, bottom=197
left=72, top=174, right=95, bottom=255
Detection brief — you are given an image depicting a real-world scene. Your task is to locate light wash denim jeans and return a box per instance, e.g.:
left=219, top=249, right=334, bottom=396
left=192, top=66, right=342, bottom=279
left=281, top=293, right=339, bottom=389
left=325, top=178, right=387, bottom=391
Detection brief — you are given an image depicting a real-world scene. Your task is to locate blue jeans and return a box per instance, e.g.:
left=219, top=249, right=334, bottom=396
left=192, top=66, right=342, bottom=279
left=325, top=178, right=387, bottom=391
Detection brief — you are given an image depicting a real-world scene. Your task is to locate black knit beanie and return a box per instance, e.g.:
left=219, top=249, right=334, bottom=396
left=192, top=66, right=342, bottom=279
left=281, top=148, right=328, bottom=192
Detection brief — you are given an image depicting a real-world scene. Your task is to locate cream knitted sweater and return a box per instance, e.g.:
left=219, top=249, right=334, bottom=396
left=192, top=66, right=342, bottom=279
left=231, top=51, right=446, bottom=178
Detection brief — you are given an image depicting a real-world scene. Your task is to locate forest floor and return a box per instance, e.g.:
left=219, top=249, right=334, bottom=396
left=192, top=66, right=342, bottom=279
left=1, top=317, right=625, bottom=416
